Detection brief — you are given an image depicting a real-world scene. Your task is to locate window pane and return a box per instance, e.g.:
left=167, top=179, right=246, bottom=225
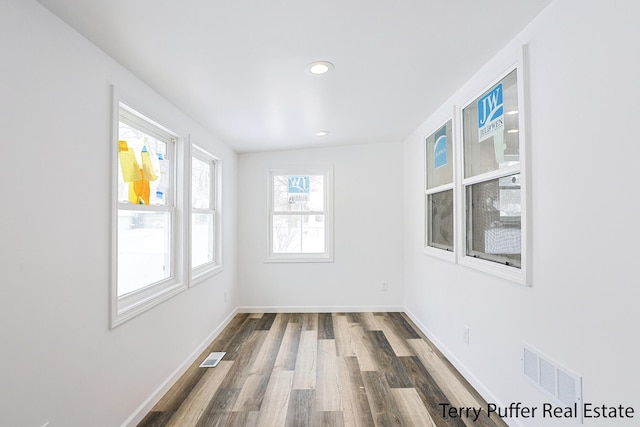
left=192, top=156, right=211, bottom=209
left=427, top=190, right=454, bottom=251
left=117, top=210, right=171, bottom=295
left=273, top=175, right=324, bottom=212
left=425, top=120, right=453, bottom=189
left=192, top=213, right=214, bottom=268
left=466, top=174, right=521, bottom=267
left=272, top=214, right=325, bottom=253
left=463, top=69, right=520, bottom=178
left=118, top=121, right=169, bottom=205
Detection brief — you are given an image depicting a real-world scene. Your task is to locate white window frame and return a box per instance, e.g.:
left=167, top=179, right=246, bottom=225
left=422, top=46, right=531, bottom=286
left=266, top=166, right=334, bottom=263
left=110, top=92, right=187, bottom=328
left=424, top=113, right=456, bottom=263
left=190, top=144, right=223, bottom=285
left=456, top=46, right=531, bottom=286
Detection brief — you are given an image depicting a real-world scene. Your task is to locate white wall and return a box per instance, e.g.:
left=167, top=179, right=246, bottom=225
left=4, top=0, right=639, bottom=425
left=403, top=0, right=640, bottom=425
left=0, top=1, right=238, bottom=426
left=238, top=143, right=404, bottom=311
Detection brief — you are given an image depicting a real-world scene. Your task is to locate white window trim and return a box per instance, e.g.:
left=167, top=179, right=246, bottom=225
left=265, top=166, right=334, bottom=263
left=424, top=184, right=456, bottom=263
left=424, top=113, right=457, bottom=263
left=190, top=143, right=223, bottom=286
left=110, top=89, right=187, bottom=328
left=456, top=45, right=531, bottom=286
left=422, top=45, right=531, bottom=286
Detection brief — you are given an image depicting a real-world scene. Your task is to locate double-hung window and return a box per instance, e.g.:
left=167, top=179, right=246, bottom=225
left=424, top=46, right=530, bottom=285
left=460, top=63, right=529, bottom=284
left=425, top=119, right=454, bottom=259
left=191, top=146, right=221, bottom=282
left=112, top=102, right=185, bottom=327
left=267, top=167, right=334, bottom=262
left=112, top=97, right=224, bottom=326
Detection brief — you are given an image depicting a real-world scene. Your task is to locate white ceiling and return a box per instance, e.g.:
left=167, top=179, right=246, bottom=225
left=38, top=0, right=551, bottom=153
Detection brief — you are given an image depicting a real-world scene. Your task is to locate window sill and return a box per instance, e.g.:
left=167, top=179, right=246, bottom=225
left=191, top=264, right=224, bottom=287
left=111, top=281, right=187, bottom=328
left=458, top=255, right=529, bottom=286
left=423, top=246, right=456, bottom=263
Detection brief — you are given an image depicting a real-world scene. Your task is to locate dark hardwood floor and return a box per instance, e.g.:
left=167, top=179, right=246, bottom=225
left=137, top=312, right=507, bottom=427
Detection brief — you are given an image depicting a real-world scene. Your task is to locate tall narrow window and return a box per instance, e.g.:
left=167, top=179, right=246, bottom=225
left=112, top=101, right=185, bottom=327
left=462, top=67, right=526, bottom=273
left=191, top=146, right=221, bottom=282
left=267, top=167, right=334, bottom=262
left=425, top=119, right=454, bottom=255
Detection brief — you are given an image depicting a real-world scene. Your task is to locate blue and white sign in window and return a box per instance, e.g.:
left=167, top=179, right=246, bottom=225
left=287, top=176, right=310, bottom=193
left=287, top=175, right=310, bottom=204
left=477, top=82, right=504, bottom=142
left=433, top=125, right=448, bottom=169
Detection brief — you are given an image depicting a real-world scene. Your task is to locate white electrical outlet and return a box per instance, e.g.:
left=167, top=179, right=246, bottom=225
left=381, top=281, right=389, bottom=291
left=464, top=325, right=470, bottom=345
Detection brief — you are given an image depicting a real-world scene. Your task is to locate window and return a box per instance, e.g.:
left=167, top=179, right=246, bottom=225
left=191, top=146, right=221, bottom=282
left=267, top=167, right=334, bottom=262
left=425, top=120, right=454, bottom=256
left=423, top=46, right=530, bottom=285
left=466, top=174, right=521, bottom=267
left=111, top=101, right=186, bottom=327
left=460, top=63, right=529, bottom=283
left=111, top=95, right=225, bottom=326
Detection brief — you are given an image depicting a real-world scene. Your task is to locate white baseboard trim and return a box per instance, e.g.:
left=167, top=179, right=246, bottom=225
left=403, top=309, right=522, bottom=427
left=120, top=307, right=239, bottom=427
left=237, top=305, right=405, bottom=313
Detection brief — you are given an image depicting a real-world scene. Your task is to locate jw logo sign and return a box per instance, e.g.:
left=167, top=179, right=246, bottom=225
left=287, top=176, right=310, bottom=194
left=477, top=82, right=504, bottom=142
left=287, top=175, right=310, bottom=205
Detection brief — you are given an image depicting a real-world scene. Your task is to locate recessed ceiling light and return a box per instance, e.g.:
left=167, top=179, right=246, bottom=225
left=506, top=110, right=519, bottom=115
left=307, top=61, right=334, bottom=75
left=507, top=129, right=519, bottom=134
left=315, top=130, right=329, bottom=137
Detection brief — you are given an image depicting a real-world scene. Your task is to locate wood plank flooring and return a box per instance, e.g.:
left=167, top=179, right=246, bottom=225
left=138, top=313, right=507, bottom=427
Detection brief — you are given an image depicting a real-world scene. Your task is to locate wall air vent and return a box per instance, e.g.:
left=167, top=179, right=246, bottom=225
left=522, top=343, right=583, bottom=423
left=199, top=351, right=226, bottom=368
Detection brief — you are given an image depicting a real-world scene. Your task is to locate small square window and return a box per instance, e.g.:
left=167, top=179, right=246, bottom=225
left=427, top=190, right=454, bottom=251
left=466, top=174, right=521, bottom=268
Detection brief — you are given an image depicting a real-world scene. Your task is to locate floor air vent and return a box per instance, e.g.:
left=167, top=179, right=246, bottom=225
left=199, top=351, right=226, bottom=368
left=522, top=343, right=583, bottom=423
